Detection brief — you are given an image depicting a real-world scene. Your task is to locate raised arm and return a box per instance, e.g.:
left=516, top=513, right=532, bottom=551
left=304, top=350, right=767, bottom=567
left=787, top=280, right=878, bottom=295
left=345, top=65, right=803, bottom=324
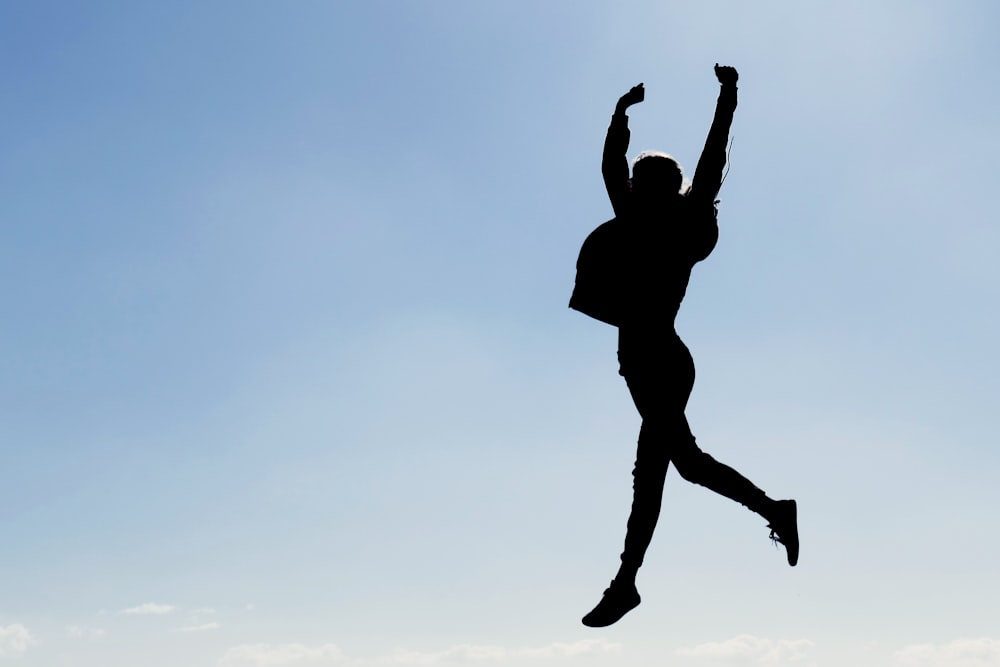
left=603, top=83, right=644, bottom=217
left=689, top=65, right=738, bottom=205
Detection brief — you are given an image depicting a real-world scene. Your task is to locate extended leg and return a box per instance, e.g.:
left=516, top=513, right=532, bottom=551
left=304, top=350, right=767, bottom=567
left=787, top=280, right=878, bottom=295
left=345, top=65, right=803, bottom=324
left=669, top=422, right=798, bottom=566
left=669, top=420, right=774, bottom=516
left=582, top=418, right=666, bottom=628
left=618, top=418, right=671, bottom=582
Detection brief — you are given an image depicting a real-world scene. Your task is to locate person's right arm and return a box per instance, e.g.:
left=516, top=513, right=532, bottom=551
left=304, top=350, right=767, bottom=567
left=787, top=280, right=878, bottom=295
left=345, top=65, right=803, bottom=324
left=603, top=83, right=644, bottom=217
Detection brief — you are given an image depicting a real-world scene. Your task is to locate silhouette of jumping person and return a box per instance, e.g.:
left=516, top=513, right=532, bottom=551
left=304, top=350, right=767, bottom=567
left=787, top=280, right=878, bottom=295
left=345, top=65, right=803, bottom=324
left=579, top=65, right=799, bottom=628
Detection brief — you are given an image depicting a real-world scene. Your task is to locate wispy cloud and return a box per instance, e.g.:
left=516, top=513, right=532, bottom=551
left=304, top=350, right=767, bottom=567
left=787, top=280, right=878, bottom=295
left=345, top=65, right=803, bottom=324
left=894, top=638, right=1000, bottom=666
left=677, top=634, right=815, bottom=664
left=177, top=622, right=222, bottom=633
left=0, top=624, right=35, bottom=657
left=218, top=639, right=619, bottom=667
left=67, top=625, right=106, bottom=641
left=377, top=644, right=505, bottom=665
left=119, top=602, right=177, bottom=616
left=219, top=642, right=345, bottom=666
left=379, top=639, right=620, bottom=664
left=515, top=639, right=620, bottom=659
left=191, top=607, right=218, bottom=616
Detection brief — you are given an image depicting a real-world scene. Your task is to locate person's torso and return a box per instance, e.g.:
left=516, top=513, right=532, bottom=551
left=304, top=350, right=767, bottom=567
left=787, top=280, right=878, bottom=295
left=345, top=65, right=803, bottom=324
left=617, top=195, right=717, bottom=329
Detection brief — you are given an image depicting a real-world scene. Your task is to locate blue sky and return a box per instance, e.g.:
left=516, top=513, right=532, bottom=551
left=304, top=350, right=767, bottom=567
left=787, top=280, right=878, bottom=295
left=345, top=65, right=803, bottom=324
left=2, top=1, right=999, bottom=666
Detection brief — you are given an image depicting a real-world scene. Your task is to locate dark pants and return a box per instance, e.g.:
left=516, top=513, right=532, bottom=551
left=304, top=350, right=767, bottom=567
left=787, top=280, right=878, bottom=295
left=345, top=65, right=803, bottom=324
left=617, top=332, right=771, bottom=576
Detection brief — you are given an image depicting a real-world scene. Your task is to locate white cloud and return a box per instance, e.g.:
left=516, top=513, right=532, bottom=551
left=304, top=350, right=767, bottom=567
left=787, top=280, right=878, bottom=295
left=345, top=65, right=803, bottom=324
left=120, top=602, right=177, bottom=615
left=378, top=638, right=620, bottom=665
left=219, top=643, right=346, bottom=666
left=67, top=625, right=106, bottom=641
left=0, top=624, right=35, bottom=657
left=516, top=639, right=621, bottom=659
left=677, top=634, right=815, bottom=664
left=218, top=639, right=619, bottom=667
left=894, top=638, right=1000, bottom=667
left=379, top=644, right=504, bottom=665
left=177, top=623, right=222, bottom=633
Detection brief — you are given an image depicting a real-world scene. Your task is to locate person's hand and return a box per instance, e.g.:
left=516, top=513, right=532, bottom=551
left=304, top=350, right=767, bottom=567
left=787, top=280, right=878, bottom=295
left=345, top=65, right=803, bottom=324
left=714, top=64, right=738, bottom=86
left=616, top=83, right=644, bottom=112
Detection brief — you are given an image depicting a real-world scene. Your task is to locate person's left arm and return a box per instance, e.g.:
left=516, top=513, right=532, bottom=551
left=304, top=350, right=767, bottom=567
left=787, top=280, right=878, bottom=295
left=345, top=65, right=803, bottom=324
left=686, top=64, right=737, bottom=261
left=689, top=64, right=738, bottom=206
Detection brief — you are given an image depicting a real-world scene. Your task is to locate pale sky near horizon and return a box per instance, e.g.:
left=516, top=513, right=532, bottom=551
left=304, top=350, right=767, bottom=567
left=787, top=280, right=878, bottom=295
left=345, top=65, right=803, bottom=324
left=2, top=2, right=999, bottom=666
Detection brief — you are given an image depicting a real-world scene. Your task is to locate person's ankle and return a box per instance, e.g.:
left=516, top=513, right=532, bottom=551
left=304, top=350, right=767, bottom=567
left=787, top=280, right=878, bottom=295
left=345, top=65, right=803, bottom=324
left=612, top=569, right=638, bottom=589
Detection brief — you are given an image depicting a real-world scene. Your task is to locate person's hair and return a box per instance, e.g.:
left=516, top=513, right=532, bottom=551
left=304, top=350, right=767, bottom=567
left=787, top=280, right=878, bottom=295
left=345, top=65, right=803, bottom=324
left=631, top=151, right=684, bottom=194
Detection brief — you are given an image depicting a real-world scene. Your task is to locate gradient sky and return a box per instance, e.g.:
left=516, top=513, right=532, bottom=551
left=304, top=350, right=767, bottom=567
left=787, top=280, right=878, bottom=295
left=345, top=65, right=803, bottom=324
left=2, top=2, right=999, bottom=666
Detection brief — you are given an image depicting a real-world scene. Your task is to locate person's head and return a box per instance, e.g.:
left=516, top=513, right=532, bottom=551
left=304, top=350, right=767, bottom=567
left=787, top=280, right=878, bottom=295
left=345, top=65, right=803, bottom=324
left=631, top=151, right=684, bottom=201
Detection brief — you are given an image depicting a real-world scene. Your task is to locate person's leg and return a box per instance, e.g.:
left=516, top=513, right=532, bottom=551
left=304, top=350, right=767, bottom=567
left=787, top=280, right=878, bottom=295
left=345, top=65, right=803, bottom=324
left=582, top=357, right=678, bottom=628
left=669, top=420, right=776, bottom=517
left=616, top=416, right=670, bottom=583
left=670, top=435, right=799, bottom=565
left=615, top=359, right=683, bottom=581
left=584, top=334, right=797, bottom=629
left=582, top=404, right=664, bottom=627
left=583, top=366, right=669, bottom=627
left=622, top=334, right=797, bottom=567
left=659, top=338, right=798, bottom=565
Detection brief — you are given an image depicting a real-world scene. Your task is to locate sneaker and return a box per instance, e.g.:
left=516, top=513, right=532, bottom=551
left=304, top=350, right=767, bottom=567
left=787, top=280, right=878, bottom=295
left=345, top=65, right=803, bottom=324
left=767, top=499, right=799, bottom=567
left=581, top=580, right=640, bottom=627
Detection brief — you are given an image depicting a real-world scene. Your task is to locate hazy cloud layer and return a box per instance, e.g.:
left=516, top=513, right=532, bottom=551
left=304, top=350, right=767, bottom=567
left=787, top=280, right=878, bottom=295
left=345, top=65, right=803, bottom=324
left=119, top=602, right=177, bottom=616
left=377, top=639, right=620, bottom=664
left=191, top=607, right=219, bottom=616
left=677, top=634, right=815, bottom=664
left=218, top=639, right=620, bottom=666
left=0, top=624, right=34, bottom=657
left=219, top=643, right=346, bottom=666
left=177, top=622, right=222, bottom=633
left=67, top=625, right=106, bottom=641
left=894, top=638, right=1000, bottom=667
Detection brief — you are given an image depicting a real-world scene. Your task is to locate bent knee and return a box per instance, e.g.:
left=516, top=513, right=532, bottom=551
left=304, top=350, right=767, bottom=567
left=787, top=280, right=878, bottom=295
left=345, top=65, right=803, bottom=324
left=671, top=447, right=716, bottom=483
